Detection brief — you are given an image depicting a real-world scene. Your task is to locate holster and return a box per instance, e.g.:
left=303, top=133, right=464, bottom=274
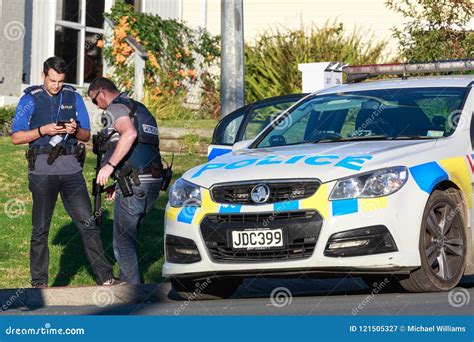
left=25, top=148, right=41, bottom=171
left=113, top=162, right=141, bottom=197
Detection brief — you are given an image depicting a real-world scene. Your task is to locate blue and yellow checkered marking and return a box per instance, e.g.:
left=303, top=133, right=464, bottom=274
left=274, top=200, right=299, bottom=211
left=166, top=155, right=474, bottom=223
left=332, top=198, right=358, bottom=216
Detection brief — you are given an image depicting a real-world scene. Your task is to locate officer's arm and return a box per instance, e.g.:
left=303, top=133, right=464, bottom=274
left=107, top=117, right=138, bottom=167
left=12, top=124, right=67, bottom=145
left=74, top=127, right=90, bottom=142
left=11, top=95, right=65, bottom=144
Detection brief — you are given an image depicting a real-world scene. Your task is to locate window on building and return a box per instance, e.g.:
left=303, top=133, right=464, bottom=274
left=55, top=0, right=105, bottom=85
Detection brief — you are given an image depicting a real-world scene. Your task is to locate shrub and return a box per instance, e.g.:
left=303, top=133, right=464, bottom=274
left=244, top=23, right=387, bottom=103
left=0, top=106, right=15, bottom=136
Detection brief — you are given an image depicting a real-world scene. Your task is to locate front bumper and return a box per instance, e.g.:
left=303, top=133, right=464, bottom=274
left=163, top=179, right=427, bottom=279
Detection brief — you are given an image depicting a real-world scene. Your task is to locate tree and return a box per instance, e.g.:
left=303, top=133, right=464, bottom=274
left=386, top=0, right=473, bottom=62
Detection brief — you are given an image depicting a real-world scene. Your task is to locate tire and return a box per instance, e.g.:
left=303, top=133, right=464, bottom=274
left=399, top=189, right=466, bottom=292
left=171, top=277, right=243, bottom=300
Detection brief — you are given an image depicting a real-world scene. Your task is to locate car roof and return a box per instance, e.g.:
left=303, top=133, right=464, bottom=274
left=318, top=75, right=474, bottom=95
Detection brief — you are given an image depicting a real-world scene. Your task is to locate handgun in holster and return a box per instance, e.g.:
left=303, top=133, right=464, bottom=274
left=26, top=147, right=40, bottom=171
left=113, top=162, right=141, bottom=197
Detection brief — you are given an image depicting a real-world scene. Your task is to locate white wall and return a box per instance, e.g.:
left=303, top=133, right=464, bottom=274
left=182, top=0, right=406, bottom=56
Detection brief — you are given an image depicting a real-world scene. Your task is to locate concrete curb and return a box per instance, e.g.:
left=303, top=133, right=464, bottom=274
left=0, top=283, right=171, bottom=309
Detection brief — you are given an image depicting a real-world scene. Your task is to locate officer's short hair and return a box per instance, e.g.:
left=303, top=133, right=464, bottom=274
left=43, top=57, right=68, bottom=76
left=88, top=77, right=119, bottom=95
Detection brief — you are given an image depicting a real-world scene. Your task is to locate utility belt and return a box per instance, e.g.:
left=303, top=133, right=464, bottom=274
left=112, top=162, right=140, bottom=197
left=26, top=144, right=86, bottom=171
left=141, top=160, right=173, bottom=191
left=114, top=161, right=165, bottom=197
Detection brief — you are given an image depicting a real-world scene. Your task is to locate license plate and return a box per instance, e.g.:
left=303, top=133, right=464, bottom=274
left=231, top=229, right=284, bottom=249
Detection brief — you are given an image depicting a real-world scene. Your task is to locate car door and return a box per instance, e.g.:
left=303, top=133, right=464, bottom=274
left=208, top=94, right=307, bottom=160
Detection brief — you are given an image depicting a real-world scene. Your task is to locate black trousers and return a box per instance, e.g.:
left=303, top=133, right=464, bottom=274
left=28, top=172, right=113, bottom=285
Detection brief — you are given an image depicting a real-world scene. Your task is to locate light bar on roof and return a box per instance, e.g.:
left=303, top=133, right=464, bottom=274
left=342, top=59, right=474, bottom=83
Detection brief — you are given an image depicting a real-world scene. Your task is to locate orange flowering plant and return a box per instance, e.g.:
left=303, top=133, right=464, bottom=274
left=103, top=1, right=220, bottom=118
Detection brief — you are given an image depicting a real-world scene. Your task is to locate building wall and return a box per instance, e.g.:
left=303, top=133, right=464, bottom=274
left=0, top=0, right=26, bottom=97
left=182, top=0, right=407, bottom=56
left=142, top=0, right=182, bottom=19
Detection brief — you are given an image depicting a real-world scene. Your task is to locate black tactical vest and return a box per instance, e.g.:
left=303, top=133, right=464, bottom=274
left=105, top=95, right=162, bottom=172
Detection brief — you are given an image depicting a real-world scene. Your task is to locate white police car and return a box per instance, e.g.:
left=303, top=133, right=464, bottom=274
left=164, top=60, right=474, bottom=299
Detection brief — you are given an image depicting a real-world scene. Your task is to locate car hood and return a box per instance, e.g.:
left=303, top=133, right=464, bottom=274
left=183, top=140, right=438, bottom=188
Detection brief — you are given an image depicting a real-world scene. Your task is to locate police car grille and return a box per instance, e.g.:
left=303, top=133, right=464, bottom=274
left=211, top=181, right=320, bottom=205
left=201, top=210, right=322, bottom=262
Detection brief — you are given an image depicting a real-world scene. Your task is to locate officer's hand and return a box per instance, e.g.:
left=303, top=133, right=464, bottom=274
left=64, top=118, right=77, bottom=135
left=42, top=123, right=67, bottom=136
left=96, top=164, right=114, bottom=186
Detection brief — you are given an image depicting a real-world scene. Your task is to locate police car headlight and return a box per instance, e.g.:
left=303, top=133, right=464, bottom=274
left=330, top=166, right=408, bottom=200
left=169, top=178, right=202, bottom=207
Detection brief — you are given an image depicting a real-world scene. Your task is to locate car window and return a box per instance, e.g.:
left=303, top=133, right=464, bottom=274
left=256, top=87, right=468, bottom=148
left=212, top=108, right=247, bottom=146
left=222, top=115, right=244, bottom=144
left=242, top=101, right=300, bottom=141
left=212, top=95, right=306, bottom=146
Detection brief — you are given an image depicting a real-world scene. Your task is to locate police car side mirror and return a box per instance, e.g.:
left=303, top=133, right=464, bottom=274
left=232, top=139, right=252, bottom=151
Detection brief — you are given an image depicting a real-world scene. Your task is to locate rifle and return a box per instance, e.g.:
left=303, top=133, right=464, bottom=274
left=92, top=133, right=106, bottom=226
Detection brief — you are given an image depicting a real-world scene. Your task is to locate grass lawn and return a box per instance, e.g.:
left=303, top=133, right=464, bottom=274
left=158, top=119, right=217, bottom=130
left=0, top=137, right=207, bottom=289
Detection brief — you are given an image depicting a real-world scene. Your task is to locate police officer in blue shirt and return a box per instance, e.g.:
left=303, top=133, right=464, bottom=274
left=11, top=57, right=123, bottom=288
left=87, top=77, right=163, bottom=284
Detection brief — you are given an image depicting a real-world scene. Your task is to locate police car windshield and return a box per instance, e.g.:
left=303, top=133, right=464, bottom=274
left=255, top=87, right=468, bottom=148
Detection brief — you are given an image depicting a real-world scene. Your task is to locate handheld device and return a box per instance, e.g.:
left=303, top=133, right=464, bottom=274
left=56, top=120, right=70, bottom=127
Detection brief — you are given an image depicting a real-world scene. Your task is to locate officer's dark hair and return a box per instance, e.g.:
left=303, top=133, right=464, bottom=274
left=43, top=57, right=68, bottom=76
left=88, top=77, right=119, bottom=95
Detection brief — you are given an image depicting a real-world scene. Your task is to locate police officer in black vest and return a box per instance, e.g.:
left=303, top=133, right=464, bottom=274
left=11, top=57, right=123, bottom=287
left=88, top=77, right=162, bottom=284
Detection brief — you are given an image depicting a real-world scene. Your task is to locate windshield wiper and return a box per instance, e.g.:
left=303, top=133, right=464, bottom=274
left=310, top=135, right=390, bottom=143
left=389, top=135, right=438, bottom=140
left=308, top=134, right=438, bottom=144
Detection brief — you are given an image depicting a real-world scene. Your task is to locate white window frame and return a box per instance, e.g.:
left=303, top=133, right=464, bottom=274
left=54, top=0, right=106, bottom=86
